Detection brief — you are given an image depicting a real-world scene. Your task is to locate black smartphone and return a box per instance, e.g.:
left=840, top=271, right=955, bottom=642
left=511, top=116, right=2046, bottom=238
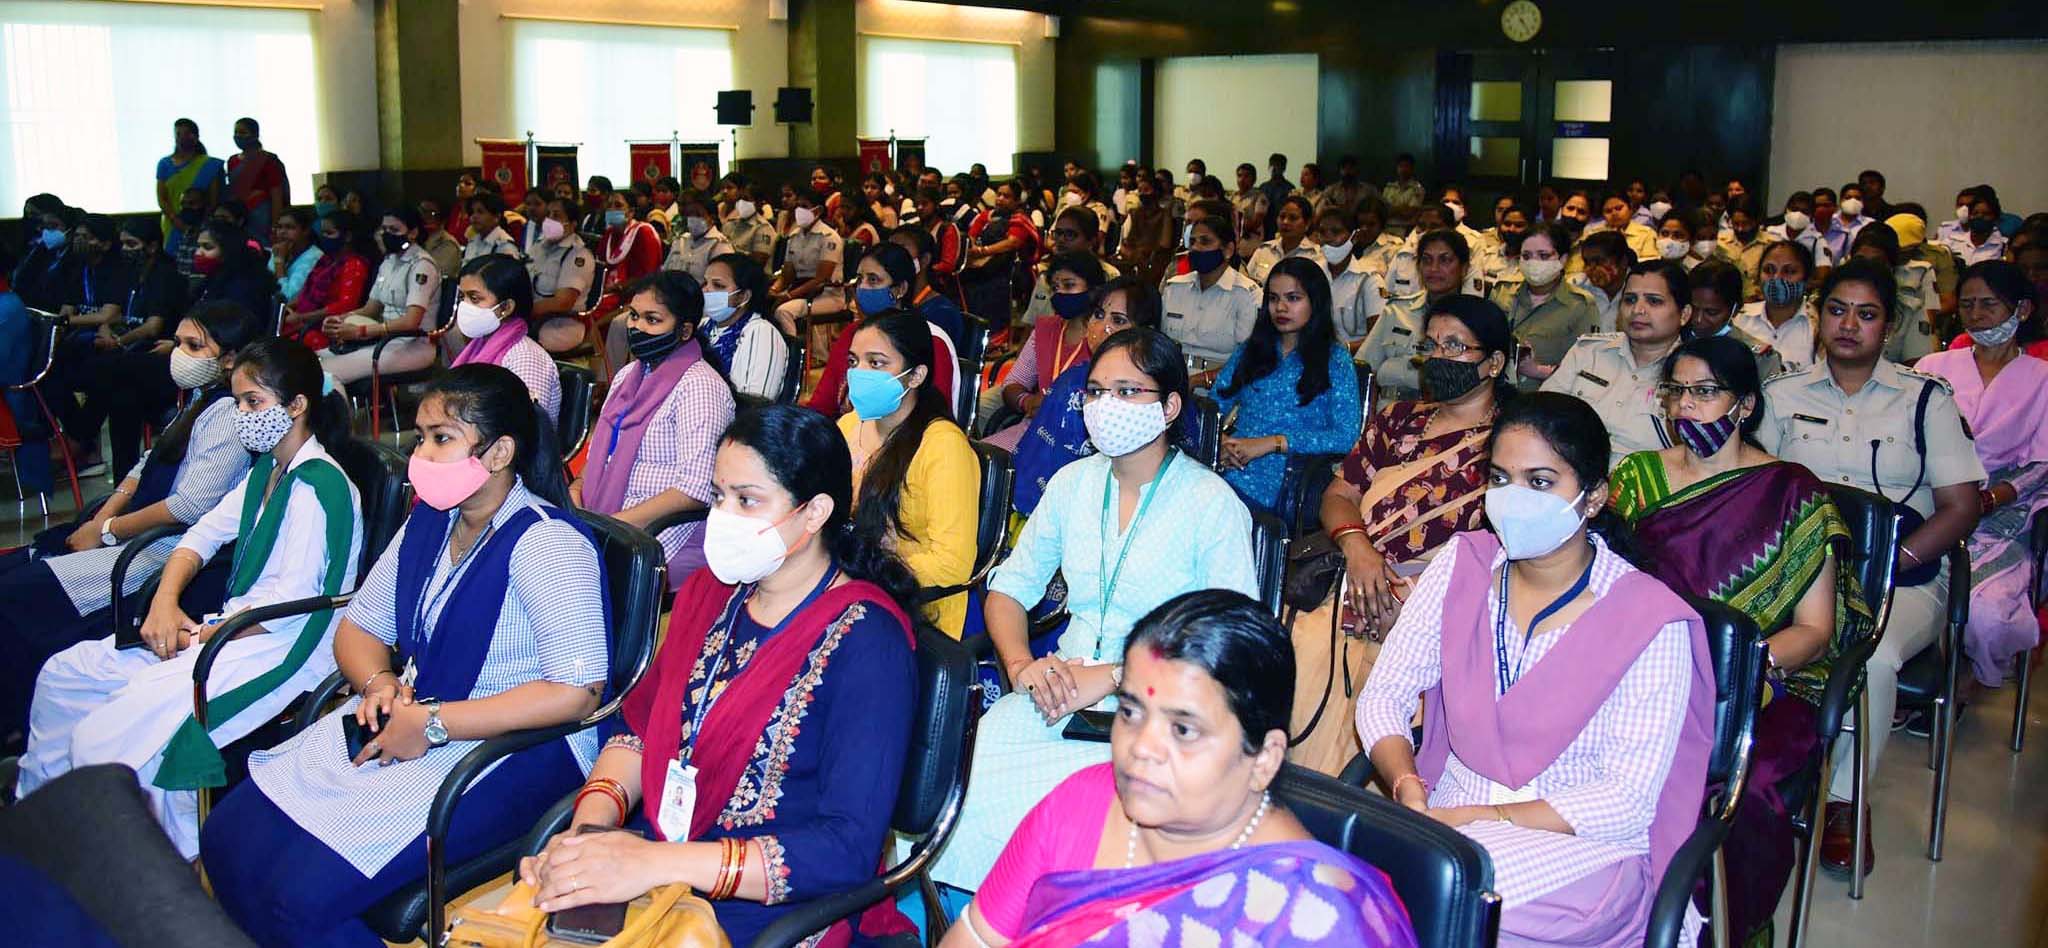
left=1061, top=708, right=1115, bottom=743
left=341, top=706, right=391, bottom=761
left=545, top=826, right=633, bottom=944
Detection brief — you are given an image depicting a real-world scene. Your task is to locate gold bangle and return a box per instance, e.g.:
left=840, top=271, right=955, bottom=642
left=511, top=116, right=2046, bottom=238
left=1494, top=804, right=1510, bottom=824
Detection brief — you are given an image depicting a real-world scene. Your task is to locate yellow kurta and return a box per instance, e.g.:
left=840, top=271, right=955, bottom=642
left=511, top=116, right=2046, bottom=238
left=838, top=412, right=981, bottom=636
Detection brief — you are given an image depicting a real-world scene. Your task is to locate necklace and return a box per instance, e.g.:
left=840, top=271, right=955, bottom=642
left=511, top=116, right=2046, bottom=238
left=1126, top=789, right=1269, bottom=869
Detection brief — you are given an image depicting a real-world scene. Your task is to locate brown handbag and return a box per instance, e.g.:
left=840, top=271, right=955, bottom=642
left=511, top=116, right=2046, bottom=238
left=445, top=875, right=728, bottom=948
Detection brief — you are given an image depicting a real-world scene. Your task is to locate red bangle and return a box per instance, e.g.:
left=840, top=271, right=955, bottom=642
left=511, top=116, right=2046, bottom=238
left=574, top=778, right=629, bottom=827
left=1329, top=523, right=1369, bottom=543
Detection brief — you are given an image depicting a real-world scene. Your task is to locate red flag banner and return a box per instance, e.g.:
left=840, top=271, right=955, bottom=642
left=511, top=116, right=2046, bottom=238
left=629, top=143, right=672, bottom=187
left=856, top=138, right=891, bottom=175
left=478, top=140, right=529, bottom=205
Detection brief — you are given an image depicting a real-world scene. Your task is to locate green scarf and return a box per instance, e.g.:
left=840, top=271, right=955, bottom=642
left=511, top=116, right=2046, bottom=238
left=154, top=451, right=356, bottom=791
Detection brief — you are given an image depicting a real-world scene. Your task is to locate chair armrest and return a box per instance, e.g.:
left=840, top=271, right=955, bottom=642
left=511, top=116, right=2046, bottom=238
left=747, top=879, right=893, bottom=948
left=371, top=328, right=439, bottom=361
left=1646, top=817, right=1728, bottom=948
left=914, top=556, right=1006, bottom=605
left=191, top=593, right=354, bottom=727
left=1337, top=751, right=1376, bottom=788
left=642, top=507, right=708, bottom=537
left=520, top=793, right=582, bottom=859
left=292, top=671, right=352, bottom=737
left=1815, top=635, right=1881, bottom=741
left=108, top=524, right=186, bottom=636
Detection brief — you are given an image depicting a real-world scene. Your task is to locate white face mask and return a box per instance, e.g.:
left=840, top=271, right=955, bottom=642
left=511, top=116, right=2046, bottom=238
left=1648, top=200, right=1673, bottom=219
left=1782, top=210, right=1811, bottom=233
left=731, top=199, right=757, bottom=220
left=685, top=216, right=710, bottom=238
left=1445, top=201, right=1467, bottom=224
left=168, top=348, right=222, bottom=390
left=455, top=299, right=504, bottom=338
left=1083, top=394, right=1170, bottom=457
left=793, top=206, right=818, bottom=229
left=539, top=217, right=566, bottom=243
left=1839, top=198, right=1863, bottom=219
left=1520, top=257, right=1565, bottom=286
left=1484, top=485, right=1588, bottom=560
left=1321, top=241, right=1353, bottom=264
left=701, top=505, right=805, bottom=585
left=1956, top=205, right=1971, bottom=222
left=1657, top=238, right=1688, bottom=261
left=1061, top=191, right=1084, bottom=207
left=1690, top=239, right=1718, bottom=259
left=1185, top=172, right=1201, bottom=187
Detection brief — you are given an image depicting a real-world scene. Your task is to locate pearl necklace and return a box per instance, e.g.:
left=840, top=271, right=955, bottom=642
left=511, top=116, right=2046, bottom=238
left=1126, top=790, right=1270, bottom=869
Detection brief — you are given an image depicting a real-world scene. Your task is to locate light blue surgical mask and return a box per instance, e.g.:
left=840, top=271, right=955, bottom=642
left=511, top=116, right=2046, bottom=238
left=604, top=209, right=628, bottom=228
left=701, top=290, right=737, bottom=323
left=845, top=367, right=912, bottom=420
left=39, top=228, right=66, bottom=250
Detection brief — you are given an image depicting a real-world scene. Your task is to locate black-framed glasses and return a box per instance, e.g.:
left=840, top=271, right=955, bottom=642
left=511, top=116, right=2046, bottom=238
left=1412, top=338, right=1479, bottom=358
left=1655, top=382, right=1729, bottom=401
left=1083, top=384, right=1163, bottom=403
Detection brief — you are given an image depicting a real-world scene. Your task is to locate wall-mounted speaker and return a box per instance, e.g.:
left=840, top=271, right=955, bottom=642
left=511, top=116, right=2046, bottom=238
left=716, top=90, right=754, bottom=126
left=774, top=87, right=813, bottom=125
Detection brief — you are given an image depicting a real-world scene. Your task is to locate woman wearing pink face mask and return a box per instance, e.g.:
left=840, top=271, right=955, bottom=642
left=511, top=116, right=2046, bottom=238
left=202, top=364, right=610, bottom=946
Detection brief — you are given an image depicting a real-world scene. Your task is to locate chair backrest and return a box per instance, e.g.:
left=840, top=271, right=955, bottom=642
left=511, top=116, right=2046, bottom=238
left=1356, top=362, right=1376, bottom=425
left=1684, top=595, right=1767, bottom=792
left=929, top=323, right=963, bottom=421
left=1250, top=509, right=1288, bottom=617
left=328, top=438, right=412, bottom=575
left=433, top=277, right=457, bottom=333
left=956, top=314, right=991, bottom=368
left=778, top=331, right=804, bottom=405
left=573, top=510, right=667, bottom=699
left=581, top=261, right=610, bottom=313
left=970, top=443, right=1015, bottom=575
left=556, top=362, right=597, bottom=458
left=956, top=356, right=983, bottom=430
left=1272, top=764, right=1499, bottom=948
left=892, top=622, right=977, bottom=836
left=1191, top=394, right=1222, bottom=468
left=1823, top=485, right=1901, bottom=634
left=18, top=308, right=63, bottom=385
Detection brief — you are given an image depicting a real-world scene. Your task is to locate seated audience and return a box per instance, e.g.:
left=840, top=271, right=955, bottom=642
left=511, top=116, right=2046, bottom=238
left=836, top=311, right=979, bottom=636
left=929, top=328, right=1260, bottom=890
left=885, top=222, right=972, bottom=348
left=1685, top=257, right=1783, bottom=376
left=1755, top=257, right=1984, bottom=872
left=945, top=590, right=1419, bottom=948
left=1609, top=335, right=1870, bottom=946
left=1022, top=207, right=1118, bottom=323
left=1160, top=215, right=1259, bottom=378
left=806, top=244, right=958, bottom=417
left=1358, top=391, right=1714, bottom=948
left=460, top=192, right=519, bottom=264
left=768, top=187, right=845, bottom=337
left=661, top=192, right=734, bottom=283
left=190, top=221, right=279, bottom=320
left=414, top=196, right=463, bottom=279
left=964, top=181, right=1044, bottom=326
left=202, top=364, right=605, bottom=946
left=698, top=252, right=790, bottom=402
left=1213, top=257, right=1364, bottom=513
left=285, top=210, right=374, bottom=351
left=15, top=337, right=365, bottom=860
left=1734, top=240, right=1822, bottom=373
left=1290, top=295, right=1511, bottom=773
left=1312, top=205, right=1390, bottom=346
left=1570, top=229, right=1631, bottom=332
left=1246, top=195, right=1320, bottom=286
left=318, top=208, right=440, bottom=385
left=1912, top=261, right=2046, bottom=689
left=1541, top=259, right=1689, bottom=461
left=572, top=272, right=733, bottom=580
left=1847, top=222, right=1940, bottom=363
left=1360, top=229, right=1478, bottom=405
left=1011, top=277, right=1164, bottom=520
left=1500, top=221, right=1603, bottom=389
left=450, top=255, right=562, bottom=423
left=526, top=196, right=597, bottom=329
left=268, top=208, right=323, bottom=306
left=517, top=404, right=919, bottom=947
left=985, top=251, right=1106, bottom=449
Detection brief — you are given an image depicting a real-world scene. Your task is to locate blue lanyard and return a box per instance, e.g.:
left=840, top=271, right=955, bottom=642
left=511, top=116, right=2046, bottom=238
left=408, top=517, right=499, bottom=654
left=81, top=264, right=96, bottom=309
left=1492, top=556, right=1595, bottom=695
left=681, top=565, right=838, bottom=762
left=1095, top=452, right=1174, bottom=658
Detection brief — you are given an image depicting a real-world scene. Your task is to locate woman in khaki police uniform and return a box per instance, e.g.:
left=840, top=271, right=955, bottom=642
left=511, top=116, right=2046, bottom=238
left=1499, top=221, right=1603, bottom=390
left=1356, top=229, right=1476, bottom=406
left=1541, top=259, right=1690, bottom=462
left=319, top=207, right=441, bottom=384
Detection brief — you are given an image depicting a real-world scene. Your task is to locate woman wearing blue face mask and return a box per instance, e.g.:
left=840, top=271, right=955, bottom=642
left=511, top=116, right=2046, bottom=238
left=698, top=252, right=789, bottom=402
left=985, top=251, right=1108, bottom=450
left=805, top=243, right=959, bottom=417
left=834, top=310, right=979, bottom=637
left=12, top=202, right=79, bottom=312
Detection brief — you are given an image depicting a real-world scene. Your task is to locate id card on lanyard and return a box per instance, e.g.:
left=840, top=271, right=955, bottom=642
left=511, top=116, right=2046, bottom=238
left=655, top=567, right=838, bottom=840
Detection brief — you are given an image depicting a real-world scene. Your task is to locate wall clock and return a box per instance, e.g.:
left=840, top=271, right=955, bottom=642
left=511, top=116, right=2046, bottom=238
left=1501, top=0, right=1542, bottom=43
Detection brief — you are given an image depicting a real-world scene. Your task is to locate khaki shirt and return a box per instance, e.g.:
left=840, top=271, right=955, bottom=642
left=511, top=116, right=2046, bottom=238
left=1539, top=333, right=1675, bottom=463
left=462, top=227, right=520, bottom=265
left=1245, top=238, right=1322, bottom=286
left=528, top=235, right=595, bottom=304
left=1354, top=291, right=1460, bottom=405
left=1724, top=324, right=1785, bottom=379
left=1161, top=265, right=1260, bottom=364
left=420, top=230, right=463, bottom=283
left=783, top=220, right=844, bottom=282
left=1734, top=300, right=1821, bottom=373
left=1328, top=258, right=1388, bottom=344
left=662, top=229, right=736, bottom=283
left=1722, top=234, right=1773, bottom=301
left=1231, top=189, right=1270, bottom=245
left=1504, top=279, right=1604, bottom=389
left=1353, top=232, right=1406, bottom=283
left=1755, top=358, right=1986, bottom=518
left=1884, top=260, right=1940, bottom=363
left=369, top=245, right=441, bottom=322
left=723, top=213, right=776, bottom=262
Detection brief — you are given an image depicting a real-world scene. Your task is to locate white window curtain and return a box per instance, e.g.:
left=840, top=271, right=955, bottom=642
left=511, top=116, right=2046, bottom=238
left=508, top=19, right=734, bottom=188
left=861, top=36, right=1017, bottom=177
left=0, top=0, right=322, bottom=215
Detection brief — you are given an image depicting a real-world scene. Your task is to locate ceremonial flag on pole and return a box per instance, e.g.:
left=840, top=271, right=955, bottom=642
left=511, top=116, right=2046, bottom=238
left=535, top=145, right=580, bottom=195
left=678, top=143, right=722, bottom=194
left=629, top=142, right=672, bottom=187
left=478, top=140, right=529, bottom=205
left=856, top=138, right=891, bottom=175
left=895, top=139, right=927, bottom=173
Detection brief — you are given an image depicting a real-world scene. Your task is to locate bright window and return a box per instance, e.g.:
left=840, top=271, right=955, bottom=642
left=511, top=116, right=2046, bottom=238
left=507, top=19, right=734, bottom=187
left=860, top=36, right=1017, bottom=176
left=0, top=1, right=321, bottom=215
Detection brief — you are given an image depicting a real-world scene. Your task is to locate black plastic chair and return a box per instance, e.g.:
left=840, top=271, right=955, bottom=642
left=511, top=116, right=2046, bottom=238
left=778, top=330, right=805, bottom=405
left=7, top=308, right=84, bottom=511
left=1786, top=486, right=1898, bottom=943
left=1647, top=596, right=1768, bottom=948
left=2019, top=510, right=2047, bottom=752
left=354, top=327, right=447, bottom=442
left=1276, top=452, right=1346, bottom=537
left=1892, top=546, right=1970, bottom=861
left=1190, top=394, right=1222, bottom=468
left=555, top=361, right=597, bottom=460
left=318, top=510, right=666, bottom=944
left=1272, top=764, right=1500, bottom=948
left=1250, top=509, right=1289, bottom=618
left=918, top=443, right=1013, bottom=606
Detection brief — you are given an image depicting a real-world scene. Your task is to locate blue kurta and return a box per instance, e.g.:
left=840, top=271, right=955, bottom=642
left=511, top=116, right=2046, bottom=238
left=1212, top=340, right=1364, bottom=511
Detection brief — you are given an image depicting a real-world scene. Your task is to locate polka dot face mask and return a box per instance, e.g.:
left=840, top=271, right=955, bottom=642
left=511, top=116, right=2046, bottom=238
left=236, top=404, right=293, bottom=454
left=1082, top=393, right=1169, bottom=457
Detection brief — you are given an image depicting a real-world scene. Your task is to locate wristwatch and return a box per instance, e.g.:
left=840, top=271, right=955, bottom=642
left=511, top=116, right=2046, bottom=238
left=100, top=519, right=120, bottom=547
left=421, top=699, right=449, bottom=748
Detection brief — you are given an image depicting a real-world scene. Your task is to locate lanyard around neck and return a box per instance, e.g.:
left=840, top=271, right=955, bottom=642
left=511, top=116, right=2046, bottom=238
left=1095, top=452, right=1174, bottom=657
left=1492, top=554, right=1595, bottom=695
left=684, top=565, right=838, bottom=761
left=409, top=515, right=500, bottom=654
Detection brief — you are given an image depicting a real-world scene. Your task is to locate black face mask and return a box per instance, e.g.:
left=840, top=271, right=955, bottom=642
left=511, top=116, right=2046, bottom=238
left=178, top=209, right=205, bottom=226
left=627, top=327, right=682, bottom=365
left=1968, top=217, right=1997, bottom=238
left=380, top=233, right=410, bottom=256
left=1421, top=356, right=1488, bottom=401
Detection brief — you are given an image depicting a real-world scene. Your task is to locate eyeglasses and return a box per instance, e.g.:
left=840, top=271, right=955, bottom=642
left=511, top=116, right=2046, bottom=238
left=1083, top=384, right=1163, bottom=403
left=1412, top=338, right=1480, bottom=358
left=1655, top=382, right=1729, bottom=402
